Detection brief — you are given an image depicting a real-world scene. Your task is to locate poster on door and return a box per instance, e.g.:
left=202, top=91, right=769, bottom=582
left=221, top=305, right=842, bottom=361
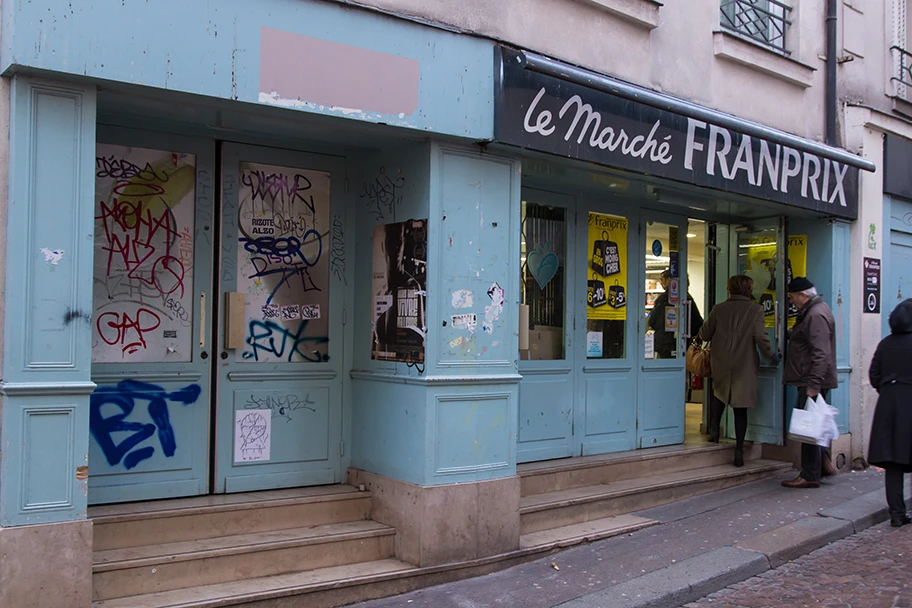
left=372, top=219, right=428, bottom=363
left=786, top=235, right=807, bottom=328
left=742, top=234, right=807, bottom=329
left=587, top=213, right=627, bottom=320
left=236, top=162, right=331, bottom=363
left=93, top=144, right=197, bottom=363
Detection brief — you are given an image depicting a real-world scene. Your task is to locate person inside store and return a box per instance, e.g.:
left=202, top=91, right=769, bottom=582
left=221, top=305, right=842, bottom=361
left=781, top=277, right=838, bottom=489
left=697, top=275, right=780, bottom=467
left=647, top=269, right=676, bottom=358
left=685, top=276, right=704, bottom=401
left=867, top=298, right=912, bottom=527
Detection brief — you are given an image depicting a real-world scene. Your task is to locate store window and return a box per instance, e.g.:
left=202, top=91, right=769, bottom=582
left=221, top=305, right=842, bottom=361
left=586, top=212, right=627, bottom=359
left=645, top=222, right=680, bottom=359
left=520, top=200, right=566, bottom=360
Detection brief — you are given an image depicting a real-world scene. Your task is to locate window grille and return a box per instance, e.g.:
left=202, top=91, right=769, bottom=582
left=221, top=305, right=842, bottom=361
left=720, top=0, right=791, bottom=53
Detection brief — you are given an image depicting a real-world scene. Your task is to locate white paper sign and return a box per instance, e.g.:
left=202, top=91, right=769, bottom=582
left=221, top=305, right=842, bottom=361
left=301, top=304, right=321, bottom=319
left=234, top=410, right=271, bottom=463
left=665, top=306, right=679, bottom=331
left=645, top=332, right=655, bottom=359
left=587, top=331, right=603, bottom=358
left=452, top=313, right=477, bottom=331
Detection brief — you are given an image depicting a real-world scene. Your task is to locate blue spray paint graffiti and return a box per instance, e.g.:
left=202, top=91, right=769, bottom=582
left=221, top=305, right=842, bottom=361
left=90, top=380, right=202, bottom=470
left=242, top=319, right=329, bottom=362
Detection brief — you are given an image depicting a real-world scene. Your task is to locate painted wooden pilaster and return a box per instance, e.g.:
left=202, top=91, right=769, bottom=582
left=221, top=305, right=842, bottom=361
left=831, top=220, right=852, bottom=435
left=0, top=76, right=97, bottom=526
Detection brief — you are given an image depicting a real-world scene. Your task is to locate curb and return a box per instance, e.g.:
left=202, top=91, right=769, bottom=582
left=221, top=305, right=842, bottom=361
left=556, top=489, right=890, bottom=608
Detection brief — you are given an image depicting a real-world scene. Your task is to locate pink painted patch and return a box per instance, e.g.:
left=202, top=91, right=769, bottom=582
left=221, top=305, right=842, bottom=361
left=260, top=27, right=420, bottom=116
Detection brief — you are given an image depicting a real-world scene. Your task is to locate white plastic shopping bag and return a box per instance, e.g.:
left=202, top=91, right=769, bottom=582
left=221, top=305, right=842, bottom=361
left=787, top=395, right=839, bottom=447
left=811, top=394, right=840, bottom=447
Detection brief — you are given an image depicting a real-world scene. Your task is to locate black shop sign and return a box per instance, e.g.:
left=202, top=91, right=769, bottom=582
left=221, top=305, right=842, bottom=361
left=863, top=257, right=881, bottom=314
left=494, top=48, right=859, bottom=220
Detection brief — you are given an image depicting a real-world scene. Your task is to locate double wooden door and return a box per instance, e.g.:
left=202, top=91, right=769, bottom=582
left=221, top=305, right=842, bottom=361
left=88, top=130, right=346, bottom=504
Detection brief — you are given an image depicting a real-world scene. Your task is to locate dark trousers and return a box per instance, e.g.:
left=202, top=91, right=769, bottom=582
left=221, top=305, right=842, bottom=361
left=885, top=465, right=908, bottom=518
left=710, top=395, right=747, bottom=449
left=796, top=388, right=829, bottom=483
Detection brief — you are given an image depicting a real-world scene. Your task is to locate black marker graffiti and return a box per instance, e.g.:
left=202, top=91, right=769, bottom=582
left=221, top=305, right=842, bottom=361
left=96, top=156, right=171, bottom=183
left=63, top=307, right=93, bottom=326
left=361, top=167, right=405, bottom=220
left=244, top=393, right=316, bottom=423
left=330, top=215, right=347, bottom=285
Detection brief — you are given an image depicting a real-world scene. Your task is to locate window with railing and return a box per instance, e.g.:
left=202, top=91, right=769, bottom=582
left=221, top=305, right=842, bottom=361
left=892, top=0, right=911, bottom=99
left=893, top=46, right=912, bottom=98
left=720, top=0, right=791, bottom=53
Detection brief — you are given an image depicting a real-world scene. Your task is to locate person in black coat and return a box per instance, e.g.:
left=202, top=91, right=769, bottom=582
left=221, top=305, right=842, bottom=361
left=868, top=298, right=912, bottom=527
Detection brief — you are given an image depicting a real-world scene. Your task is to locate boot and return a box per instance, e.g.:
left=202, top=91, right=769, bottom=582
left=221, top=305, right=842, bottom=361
left=708, top=429, right=720, bottom=443
left=734, top=447, right=744, bottom=468
left=891, top=515, right=911, bottom=528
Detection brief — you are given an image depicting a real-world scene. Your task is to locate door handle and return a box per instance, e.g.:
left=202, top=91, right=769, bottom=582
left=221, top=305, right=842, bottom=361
left=774, top=300, right=780, bottom=350
left=225, top=292, right=245, bottom=349
left=199, top=291, right=207, bottom=349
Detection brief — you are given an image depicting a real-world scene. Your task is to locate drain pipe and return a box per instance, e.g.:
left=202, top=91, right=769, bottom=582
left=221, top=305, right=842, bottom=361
left=826, top=0, right=838, bottom=146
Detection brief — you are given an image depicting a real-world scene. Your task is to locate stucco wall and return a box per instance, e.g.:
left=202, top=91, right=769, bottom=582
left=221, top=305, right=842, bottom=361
left=357, top=0, right=831, bottom=141
left=837, top=0, right=894, bottom=113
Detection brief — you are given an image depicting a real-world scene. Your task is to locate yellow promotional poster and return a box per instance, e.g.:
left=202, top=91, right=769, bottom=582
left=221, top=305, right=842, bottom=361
left=588, top=213, right=628, bottom=321
left=787, top=234, right=808, bottom=328
left=743, top=235, right=807, bottom=328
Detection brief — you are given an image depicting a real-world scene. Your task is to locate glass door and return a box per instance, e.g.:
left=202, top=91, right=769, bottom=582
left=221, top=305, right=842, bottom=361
left=214, top=143, right=346, bottom=492
left=89, top=130, right=214, bottom=504
left=729, top=218, right=786, bottom=445
left=577, top=206, right=636, bottom=454
left=517, top=189, right=575, bottom=463
left=638, top=212, right=688, bottom=448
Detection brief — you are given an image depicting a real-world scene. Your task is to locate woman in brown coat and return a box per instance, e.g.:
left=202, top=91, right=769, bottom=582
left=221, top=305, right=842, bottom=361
left=697, top=275, right=780, bottom=467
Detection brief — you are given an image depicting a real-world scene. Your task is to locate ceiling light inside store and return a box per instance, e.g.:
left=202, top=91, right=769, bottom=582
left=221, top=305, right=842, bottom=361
left=686, top=233, right=696, bottom=238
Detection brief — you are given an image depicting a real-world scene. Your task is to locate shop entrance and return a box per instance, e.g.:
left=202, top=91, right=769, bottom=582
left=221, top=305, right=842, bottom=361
left=711, top=219, right=788, bottom=444
left=517, top=188, right=693, bottom=462
left=88, top=130, right=347, bottom=504
left=516, top=186, right=790, bottom=464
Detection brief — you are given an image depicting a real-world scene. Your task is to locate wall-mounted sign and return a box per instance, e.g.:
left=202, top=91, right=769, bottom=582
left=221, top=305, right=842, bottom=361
left=864, top=257, right=881, bottom=314
left=494, top=48, right=859, bottom=220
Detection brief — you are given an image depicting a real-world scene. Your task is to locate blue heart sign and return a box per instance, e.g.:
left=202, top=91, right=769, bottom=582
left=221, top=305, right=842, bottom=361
left=527, top=244, right=559, bottom=289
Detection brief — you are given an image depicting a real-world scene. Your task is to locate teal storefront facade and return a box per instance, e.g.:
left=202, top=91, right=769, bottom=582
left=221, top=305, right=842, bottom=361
left=0, top=1, right=873, bottom=605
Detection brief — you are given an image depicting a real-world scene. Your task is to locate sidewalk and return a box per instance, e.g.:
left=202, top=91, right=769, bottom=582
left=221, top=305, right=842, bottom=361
left=351, top=467, right=898, bottom=608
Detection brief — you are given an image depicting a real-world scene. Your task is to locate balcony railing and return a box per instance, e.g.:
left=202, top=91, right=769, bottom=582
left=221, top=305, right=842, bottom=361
left=892, top=45, right=912, bottom=98
left=720, top=0, right=792, bottom=53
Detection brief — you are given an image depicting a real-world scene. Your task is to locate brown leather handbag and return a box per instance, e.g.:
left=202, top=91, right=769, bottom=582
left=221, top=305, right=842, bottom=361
left=685, top=341, right=711, bottom=378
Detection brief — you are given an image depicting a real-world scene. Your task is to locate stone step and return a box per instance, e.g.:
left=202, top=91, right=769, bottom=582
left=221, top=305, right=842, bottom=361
left=92, top=520, right=397, bottom=601
left=519, top=514, right=658, bottom=550
left=90, top=558, right=416, bottom=608
left=520, top=459, right=792, bottom=534
left=519, top=442, right=762, bottom=497
left=90, top=485, right=371, bottom=551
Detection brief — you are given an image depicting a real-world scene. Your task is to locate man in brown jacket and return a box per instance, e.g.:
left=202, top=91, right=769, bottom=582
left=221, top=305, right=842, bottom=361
left=782, top=277, right=838, bottom=489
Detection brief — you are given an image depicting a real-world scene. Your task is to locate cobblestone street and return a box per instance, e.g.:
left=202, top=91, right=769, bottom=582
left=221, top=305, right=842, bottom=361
left=686, top=522, right=912, bottom=608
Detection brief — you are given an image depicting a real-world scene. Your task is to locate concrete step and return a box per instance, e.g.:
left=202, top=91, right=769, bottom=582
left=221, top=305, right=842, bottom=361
left=519, top=442, right=763, bottom=497
left=90, top=558, right=416, bottom=608
left=90, top=485, right=371, bottom=551
left=520, top=514, right=658, bottom=550
left=520, top=458, right=792, bottom=534
left=92, top=520, right=397, bottom=601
